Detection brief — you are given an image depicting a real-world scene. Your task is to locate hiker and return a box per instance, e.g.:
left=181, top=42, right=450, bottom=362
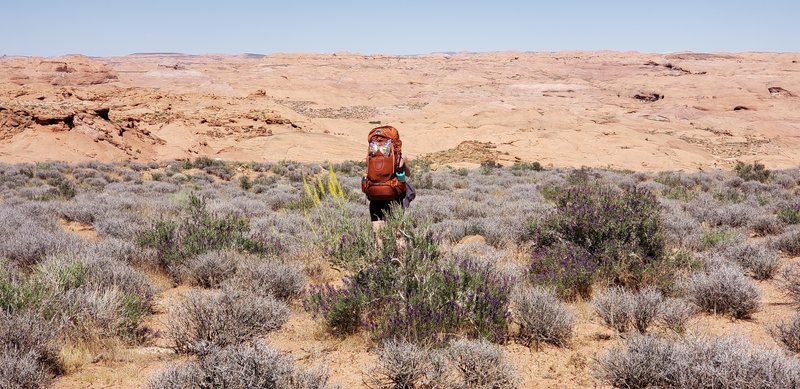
left=361, top=125, right=416, bottom=237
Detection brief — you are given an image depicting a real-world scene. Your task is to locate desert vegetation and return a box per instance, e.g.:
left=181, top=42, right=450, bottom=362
left=1, top=157, right=799, bottom=387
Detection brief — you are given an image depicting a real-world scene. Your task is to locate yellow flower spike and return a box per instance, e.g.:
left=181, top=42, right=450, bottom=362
left=303, top=177, right=312, bottom=199
left=328, top=168, right=343, bottom=199
left=327, top=169, right=335, bottom=196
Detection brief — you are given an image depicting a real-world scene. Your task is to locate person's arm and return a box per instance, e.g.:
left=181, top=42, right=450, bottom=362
left=399, top=155, right=411, bottom=176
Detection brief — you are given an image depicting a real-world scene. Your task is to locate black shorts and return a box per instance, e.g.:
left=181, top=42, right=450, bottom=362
left=369, top=199, right=402, bottom=221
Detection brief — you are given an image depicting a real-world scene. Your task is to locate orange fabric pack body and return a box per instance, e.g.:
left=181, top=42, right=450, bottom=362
left=363, top=126, right=405, bottom=201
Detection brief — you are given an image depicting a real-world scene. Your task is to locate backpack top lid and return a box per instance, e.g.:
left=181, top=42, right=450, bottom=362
left=368, top=125, right=400, bottom=144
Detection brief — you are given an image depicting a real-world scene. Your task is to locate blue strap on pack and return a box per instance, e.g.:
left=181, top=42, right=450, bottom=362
left=396, top=171, right=406, bottom=182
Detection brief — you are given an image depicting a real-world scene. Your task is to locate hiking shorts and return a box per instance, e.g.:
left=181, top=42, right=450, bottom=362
left=369, top=199, right=402, bottom=222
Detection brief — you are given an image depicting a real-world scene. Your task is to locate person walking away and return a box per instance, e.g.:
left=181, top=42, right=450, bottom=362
left=361, top=126, right=415, bottom=244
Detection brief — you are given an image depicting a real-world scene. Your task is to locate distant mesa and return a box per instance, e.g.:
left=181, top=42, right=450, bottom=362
left=129, top=52, right=187, bottom=56
left=665, top=52, right=738, bottom=61
left=242, top=53, right=266, bottom=59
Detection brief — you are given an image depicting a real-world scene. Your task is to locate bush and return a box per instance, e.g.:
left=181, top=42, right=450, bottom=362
left=752, top=214, right=783, bottom=236
left=4, top=252, right=154, bottom=342
left=238, top=175, right=253, bottom=191
left=34, top=252, right=155, bottom=320
left=735, top=160, right=771, bottom=183
left=308, top=254, right=512, bottom=343
left=76, top=248, right=155, bottom=301
left=592, top=287, right=663, bottom=333
left=169, top=288, right=290, bottom=355
left=180, top=249, right=239, bottom=288
left=300, top=171, right=375, bottom=271
left=528, top=242, right=595, bottom=301
left=661, top=205, right=705, bottom=250
left=224, top=259, right=306, bottom=300
left=0, top=271, right=47, bottom=313
left=701, top=228, right=735, bottom=250
left=595, top=334, right=800, bottom=389
left=511, top=161, right=543, bottom=171
left=39, top=176, right=77, bottom=200
left=0, top=311, right=59, bottom=385
left=136, top=193, right=268, bottom=274
left=65, top=287, right=147, bottom=340
left=512, top=286, right=575, bottom=347
left=770, top=313, right=800, bottom=353
left=687, top=261, right=761, bottom=319
left=94, top=214, right=147, bottom=239
left=631, top=287, right=663, bottom=333
left=592, top=287, right=634, bottom=333
left=448, top=338, right=518, bottom=389
left=780, top=264, right=800, bottom=305
left=149, top=342, right=337, bottom=389
left=0, top=349, right=48, bottom=389
left=0, top=221, right=82, bottom=268
left=773, top=229, right=800, bottom=256
left=306, top=212, right=513, bottom=343
left=779, top=203, right=800, bottom=225
left=721, top=241, right=779, bottom=280
left=713, top=188, right=745, bottom=203
left=594, top=334, right=673, bottom=389
left=527, top=185, right=669, bottom=289
left=368, top=339, right=448, bottom=389
left=706, top=203, right=760, bottom=228
left=658, top=298, right=696, bottom=333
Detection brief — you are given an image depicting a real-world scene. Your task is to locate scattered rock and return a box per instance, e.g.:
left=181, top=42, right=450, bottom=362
left=633, top=93, right=664, bottom=102
left=158, top=63, right=185, bottom=70
left=733, top=106, right=752, bottom=111
left=769, top=86, right=794, bottom=97
left=643, top=61, right=694, bottom=74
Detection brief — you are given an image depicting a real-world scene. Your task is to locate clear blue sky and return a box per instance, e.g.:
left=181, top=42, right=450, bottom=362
left=2, top=1, right=798, bottom=56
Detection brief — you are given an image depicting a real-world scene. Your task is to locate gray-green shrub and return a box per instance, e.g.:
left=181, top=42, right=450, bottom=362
left=448, top=338, right=518, bottom=389
left=658, top=298, right=697, bottom=333
left=770, top=313, right=800, bottom=353
left=596, top=334, right=800, bottom=388
left=512, top=286, right=575, bottom=347
left=368, top=339, right=449, bottom=389
left=149, top=342, right=337, bottom=389
left=687, top=261, right=761, bottom=319
left=721, top=241, right=779, bottom=280
left=169, top=288, right=290, bottom=355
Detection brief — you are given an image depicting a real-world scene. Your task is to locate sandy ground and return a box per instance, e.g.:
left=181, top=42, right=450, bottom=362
left=1, top=52, right=799, bottom=171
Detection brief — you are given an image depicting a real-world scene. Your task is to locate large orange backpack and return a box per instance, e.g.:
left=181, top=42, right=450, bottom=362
left=362, top=126, right=406, bottom=201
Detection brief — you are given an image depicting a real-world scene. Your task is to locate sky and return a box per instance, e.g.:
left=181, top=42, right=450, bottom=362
left=2, top=1, right=798, bottom=56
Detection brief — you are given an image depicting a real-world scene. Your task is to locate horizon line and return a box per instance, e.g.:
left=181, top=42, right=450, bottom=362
left=2, top=49, right=800, bottom=59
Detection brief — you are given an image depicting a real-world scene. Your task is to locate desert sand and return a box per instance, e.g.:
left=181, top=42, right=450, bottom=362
left=1, top=51, right=798, bottom=170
